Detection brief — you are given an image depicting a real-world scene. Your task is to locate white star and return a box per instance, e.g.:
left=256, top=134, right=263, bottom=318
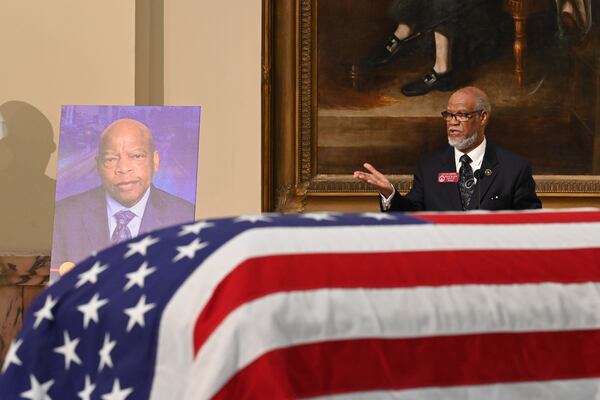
left=77, top=375, right=96, bottom=400
left=101, top=379, right=133, bottom=400
left=98, top=333, right=117, bottom=371
left=123, top=262, right=157, bottom=291
left=361, top=212, right=396, bottom=221
left=1, top=338, right=22, bottom=373
left=77, top=293, right=109, bottom=329
left=53, top=330, right=82, bottom=370
left=300, top=212, right=339, bottom=221
left=20, top=375, right=54, bottom=400
left=33, top=295, right=58, bottom=329
left=75, top=261, right=109, bottom=288
left=234, top=214, right=274, bottom=223
left=124, top=295, right=156, bottom=332
left=177, top=220, right=215, bottom=236
left=124, top=235, right=160, bottom=258
left=172, top=238, right=208, bottom=262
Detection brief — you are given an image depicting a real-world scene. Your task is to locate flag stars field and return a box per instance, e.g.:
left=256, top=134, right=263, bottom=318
left=1, top=338, right=23, bottom=373
left=178, top=220, right=215, bottom=236
left=77, top=293, right=109, bottom=329
left=173, top=238, right=208, bottom=262
left=76, top=261, right=109, bottom=288
left=98, top=333, right=117, bottom=371
left=124, top=235, right=160, bottom=258
left=123, top=261, right=156, bottom=291
left=77, top=375, right=96, bottom=400
left=101, top=378, right=133, bottom=400
left=361, top=212, right=397, bottom=221
left=300, top=212, right=339, bottom=221
left=124, top=295, right=156, bottom=332
left=234, top=214, right=274, bottom=223
left=20, top=375, right=54, bottom=400
left=53, top=330, right=82, bottom=370
left=33, top=295, right=58, bottom=329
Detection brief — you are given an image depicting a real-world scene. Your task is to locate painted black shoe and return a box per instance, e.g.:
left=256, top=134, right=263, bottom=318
left=367, top=35, right=406, bottom=67
left=401, top=70, right=457, bottom=97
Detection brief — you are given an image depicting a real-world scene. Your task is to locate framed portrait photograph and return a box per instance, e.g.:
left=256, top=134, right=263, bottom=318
left=51, top=106, right=201, bottom=279
left=262, top=0, right=600, bottom=212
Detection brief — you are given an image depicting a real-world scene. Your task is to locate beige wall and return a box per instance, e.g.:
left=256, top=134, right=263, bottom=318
left=1, top=1, right=136, bottom=176
left=0, top=1, right=135, bottom=254
left=163, top=0, right=262, bottom=219
left=0, top=1, right=263, bottom=253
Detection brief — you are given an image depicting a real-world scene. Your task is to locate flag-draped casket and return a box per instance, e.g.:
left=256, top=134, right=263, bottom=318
left=2, top=209, right=600, bottom=399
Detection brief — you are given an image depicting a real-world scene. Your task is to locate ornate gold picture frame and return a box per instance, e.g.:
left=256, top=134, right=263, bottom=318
left=262, top=0, right=600, bottom=212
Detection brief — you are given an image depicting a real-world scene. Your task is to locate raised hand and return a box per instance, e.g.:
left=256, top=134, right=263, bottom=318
left=353, top=162, right=394, bottom=198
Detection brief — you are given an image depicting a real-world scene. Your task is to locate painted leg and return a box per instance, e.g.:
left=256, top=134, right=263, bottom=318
left=401, top=31, right=456, bottom=97
left=367, top=23, right=413, bottom=67
left=433, top=31, right=451, bottom=74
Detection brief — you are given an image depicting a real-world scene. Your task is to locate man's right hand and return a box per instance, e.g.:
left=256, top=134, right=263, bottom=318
left=353, top=163, right=394, bottom=198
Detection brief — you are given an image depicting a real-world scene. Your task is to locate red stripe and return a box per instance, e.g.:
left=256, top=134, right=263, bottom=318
left=193, top=248, right=600, bottom=353
left=212, top=330, right=600, bottom=399
left=414, top=210, right=600, bottom=224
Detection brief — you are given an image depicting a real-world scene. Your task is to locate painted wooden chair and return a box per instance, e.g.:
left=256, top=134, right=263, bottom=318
left=504, top=0, right=550, bottom=85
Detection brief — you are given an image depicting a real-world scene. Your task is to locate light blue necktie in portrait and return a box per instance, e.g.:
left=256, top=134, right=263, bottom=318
left=111, top=210, right=135, bottom=244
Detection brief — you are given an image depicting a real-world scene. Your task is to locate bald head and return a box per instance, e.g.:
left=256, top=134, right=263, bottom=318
left=99, top=118, right=155, bottom=154
left=96, top=118, right=159, bottom=207
left=450, top=86, right=491, bottom=116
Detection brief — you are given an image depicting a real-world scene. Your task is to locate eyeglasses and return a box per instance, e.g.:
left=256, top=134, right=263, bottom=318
left=441, top=110, right=483, bottom=122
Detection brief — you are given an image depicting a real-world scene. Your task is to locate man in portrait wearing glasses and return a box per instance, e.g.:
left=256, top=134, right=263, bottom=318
left=353, top=86, right=542, bottom=211
left=51, top=118, right=194, bottom=273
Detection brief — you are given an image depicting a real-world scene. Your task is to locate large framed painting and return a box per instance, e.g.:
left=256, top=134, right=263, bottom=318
left=262, top=0, right=600, bottom=212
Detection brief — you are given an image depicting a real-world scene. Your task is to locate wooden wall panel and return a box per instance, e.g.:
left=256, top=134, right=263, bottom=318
left=0, top=256, right=49, bottom=367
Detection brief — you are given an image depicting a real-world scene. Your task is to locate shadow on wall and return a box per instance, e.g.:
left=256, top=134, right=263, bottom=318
left=0, top=101, right=56, bottom=254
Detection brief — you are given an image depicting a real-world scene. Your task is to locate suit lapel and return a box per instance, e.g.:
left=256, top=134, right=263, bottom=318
left=477, top=142, right=500, bottom=203
left=438, top=147, right=463, bottom=210
left=82, top=187, right=111, bottom=250
left=139, top=186, right=166, bottom=234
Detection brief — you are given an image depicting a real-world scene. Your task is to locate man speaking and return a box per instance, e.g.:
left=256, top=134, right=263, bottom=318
left=354, top=86, right=542, bottom=211
left=51, top=118, right=194, bottom=271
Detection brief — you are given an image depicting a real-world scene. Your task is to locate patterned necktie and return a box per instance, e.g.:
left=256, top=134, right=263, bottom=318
left=111, top=210, right=135, bottom=244
left=458, top=154, right=475, bottom=210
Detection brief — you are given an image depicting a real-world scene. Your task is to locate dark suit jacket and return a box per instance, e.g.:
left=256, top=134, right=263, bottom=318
left=384, top=142, right=542, bottom=211
left=52, top=185, right=195, bottom=267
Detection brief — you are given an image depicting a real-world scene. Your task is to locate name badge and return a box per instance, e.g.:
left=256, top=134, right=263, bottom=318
left=438, top=172, right=459, bottom=183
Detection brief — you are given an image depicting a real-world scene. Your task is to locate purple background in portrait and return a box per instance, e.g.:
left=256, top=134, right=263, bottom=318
left=55, top=105, right=200, bottom=205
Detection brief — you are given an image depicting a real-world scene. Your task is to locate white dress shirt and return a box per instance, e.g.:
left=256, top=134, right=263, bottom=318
left=105, top=187, right=151, bottom=239
left=381, top=138, right=487, bottom=210
left=454, top=137, right=486, bottom=183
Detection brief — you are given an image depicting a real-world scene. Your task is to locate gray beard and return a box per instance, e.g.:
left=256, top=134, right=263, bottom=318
left=448, top=133, right=478, bottom=151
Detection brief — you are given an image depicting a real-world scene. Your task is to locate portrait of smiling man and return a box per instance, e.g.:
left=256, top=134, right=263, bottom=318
left=354, top=86, right=542, bottom=212
left=51, top=117, right=195, bottom=274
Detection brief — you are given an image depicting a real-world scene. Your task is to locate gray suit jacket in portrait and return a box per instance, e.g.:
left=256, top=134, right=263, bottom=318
left=51, top=185, right=195, bottom=267
left=383, top=142, right=542, bottom=212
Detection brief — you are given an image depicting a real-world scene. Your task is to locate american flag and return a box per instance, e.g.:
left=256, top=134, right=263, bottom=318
left=2, top=209, right=600, bottom=399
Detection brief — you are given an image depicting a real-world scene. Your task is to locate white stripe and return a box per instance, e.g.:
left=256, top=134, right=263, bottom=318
left=150, top=222, right=600, bottom=400
left=307, top=378, right=600, bottom=400
left=183, top=282, right=600, bottom=399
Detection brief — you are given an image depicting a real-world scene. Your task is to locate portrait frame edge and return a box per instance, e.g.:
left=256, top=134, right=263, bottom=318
left=261, top=0, right=600, bottom=213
